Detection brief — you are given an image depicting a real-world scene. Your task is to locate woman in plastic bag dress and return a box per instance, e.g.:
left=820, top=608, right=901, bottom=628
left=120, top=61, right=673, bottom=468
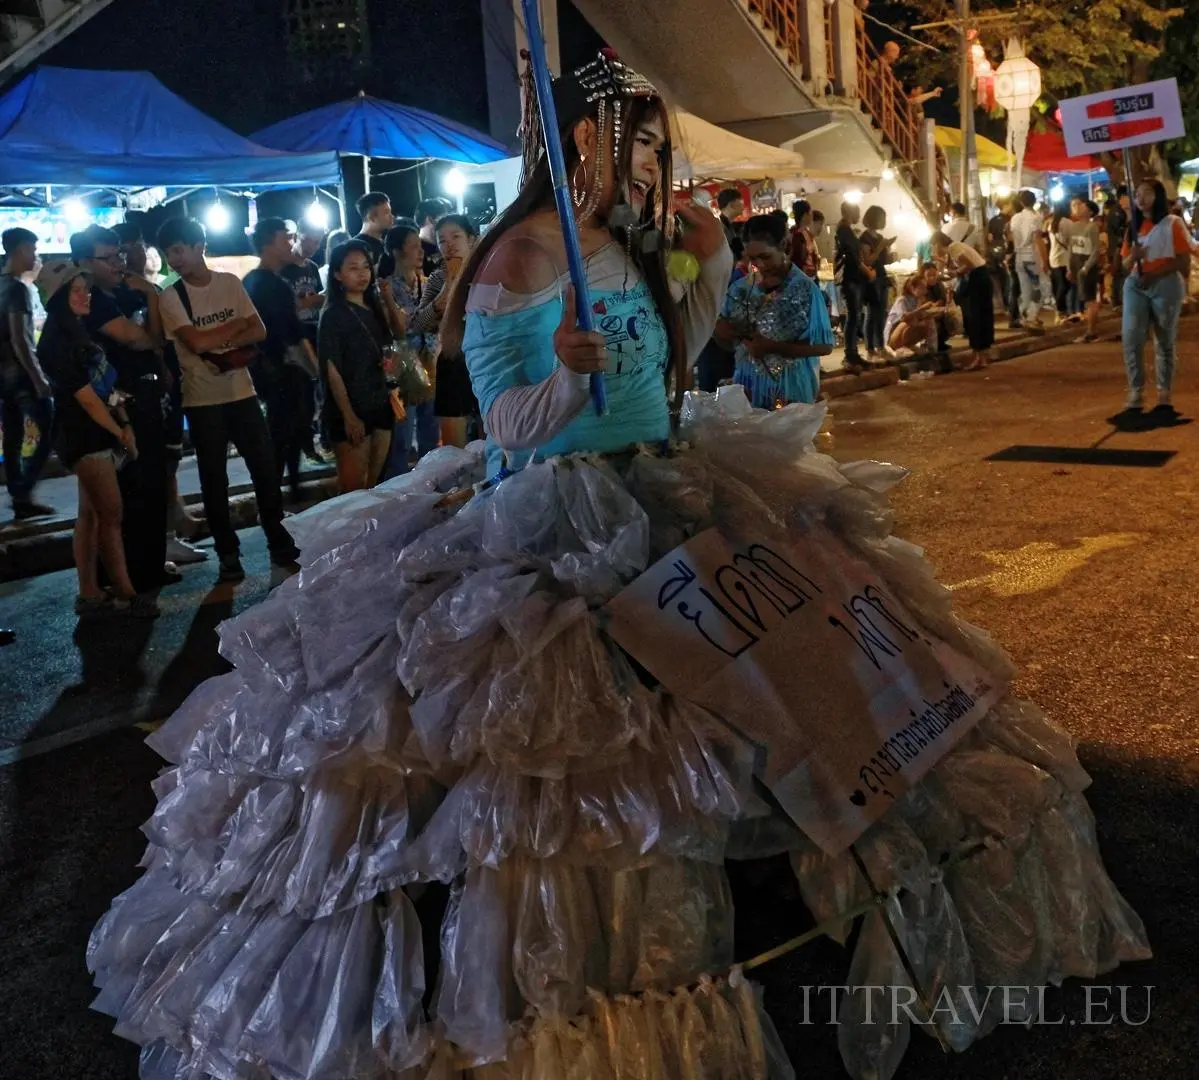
left=88, top=50, right=1150, bottom=1080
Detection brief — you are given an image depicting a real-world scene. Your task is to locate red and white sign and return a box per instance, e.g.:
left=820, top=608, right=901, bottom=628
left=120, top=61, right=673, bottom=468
left=1059, top=79, right=1185, bottom=159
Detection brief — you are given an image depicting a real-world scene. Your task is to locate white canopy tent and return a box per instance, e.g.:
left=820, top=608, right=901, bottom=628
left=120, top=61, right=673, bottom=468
left=669, top=107, right=806, bottom=182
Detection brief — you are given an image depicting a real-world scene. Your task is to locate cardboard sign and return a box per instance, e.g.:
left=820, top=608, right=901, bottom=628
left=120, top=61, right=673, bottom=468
left=603, top=527, right=1006, bottom=854
left=1060, top=79, right=1185, bottom=159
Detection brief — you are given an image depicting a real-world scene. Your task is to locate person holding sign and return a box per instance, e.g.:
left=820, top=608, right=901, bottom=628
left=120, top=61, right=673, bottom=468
left=1120, top=179, right=1190, bottom=413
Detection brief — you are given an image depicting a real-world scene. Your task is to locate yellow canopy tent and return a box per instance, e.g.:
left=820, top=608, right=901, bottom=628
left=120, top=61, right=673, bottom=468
left=934, top=126, right=1014, bottom=169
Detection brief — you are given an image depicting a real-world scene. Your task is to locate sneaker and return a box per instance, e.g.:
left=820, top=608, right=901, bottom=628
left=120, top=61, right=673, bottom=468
left=218, top=555, right=246, bottom=583
left=166, top=536, right=209, bottom=564
left=1124, top=391, right=1144, bottom=411
left=11, top=499, right=55, bottom=520
left=159, top=565, right=184, bottom=586
left=75, top=594, right=111, bottom=618
left=110, top=594, right=160, bottom=619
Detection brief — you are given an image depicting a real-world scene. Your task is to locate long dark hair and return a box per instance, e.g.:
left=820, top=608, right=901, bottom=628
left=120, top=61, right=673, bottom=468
left=324, top=240, right=388, bottom=330
left=441, top=95, right=683, bottom=384
left=44, top=272, right=96, bottom=352
left=1129, top=179, right=1170, bottom=245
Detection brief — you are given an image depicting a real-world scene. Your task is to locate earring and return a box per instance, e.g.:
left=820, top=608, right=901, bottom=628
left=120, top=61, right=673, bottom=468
left=572, top=156, right=590, bottom=208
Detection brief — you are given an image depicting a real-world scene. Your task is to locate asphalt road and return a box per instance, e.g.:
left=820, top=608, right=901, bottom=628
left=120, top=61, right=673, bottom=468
left=1, top=327, right=1196, bottom=1079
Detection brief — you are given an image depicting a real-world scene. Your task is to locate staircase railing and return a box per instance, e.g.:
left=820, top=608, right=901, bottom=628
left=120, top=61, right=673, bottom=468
left=745, top=0, right=808, bottom=79
left=855, top=32, right=922, bottom=166
left=743, top=0, right=925, bottom=174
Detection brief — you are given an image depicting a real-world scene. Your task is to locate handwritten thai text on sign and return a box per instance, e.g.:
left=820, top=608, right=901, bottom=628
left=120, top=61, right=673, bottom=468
left=603, top=527, right=1006, bottom=854
left=1060, top=79, right=1185, bottom=158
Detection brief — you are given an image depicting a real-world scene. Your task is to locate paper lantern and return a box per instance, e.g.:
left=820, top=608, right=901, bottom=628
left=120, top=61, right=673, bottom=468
left=993, top=39, right=1041, bottom=189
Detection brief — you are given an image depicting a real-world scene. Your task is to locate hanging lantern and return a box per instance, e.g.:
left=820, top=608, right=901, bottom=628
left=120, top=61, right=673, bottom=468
left=992, top=38, right=1041, bottom=189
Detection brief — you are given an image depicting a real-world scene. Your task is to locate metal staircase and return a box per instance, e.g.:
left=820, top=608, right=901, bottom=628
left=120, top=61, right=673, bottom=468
left=571, top=0, right=937, bottom=211
left=0, top=0, right=114, bottom=82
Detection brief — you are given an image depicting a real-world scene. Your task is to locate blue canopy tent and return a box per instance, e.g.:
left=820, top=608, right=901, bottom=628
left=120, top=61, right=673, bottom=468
left=251, top=92, right=509, bottom=167
left=0, top=67, right=341, bottom=188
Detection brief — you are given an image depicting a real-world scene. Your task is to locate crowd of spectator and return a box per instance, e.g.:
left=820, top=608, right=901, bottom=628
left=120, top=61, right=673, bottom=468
left=0, top=189, right=483, bottom=623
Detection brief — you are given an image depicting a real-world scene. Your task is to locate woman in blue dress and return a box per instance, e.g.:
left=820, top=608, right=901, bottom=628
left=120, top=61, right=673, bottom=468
left=715, top=213, right=834, bottom=407
left=440, top=57, right=732, bottom=469
left=87, top=49, right=1147, bottom=1080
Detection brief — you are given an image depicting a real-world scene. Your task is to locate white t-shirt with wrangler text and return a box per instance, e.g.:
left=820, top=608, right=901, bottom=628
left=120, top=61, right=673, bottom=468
left=159, top=271, right=260, bottom=408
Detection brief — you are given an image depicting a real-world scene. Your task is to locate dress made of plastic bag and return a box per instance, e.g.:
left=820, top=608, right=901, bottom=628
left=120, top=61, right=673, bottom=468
left=90, top=391, right=1148, bottom=1080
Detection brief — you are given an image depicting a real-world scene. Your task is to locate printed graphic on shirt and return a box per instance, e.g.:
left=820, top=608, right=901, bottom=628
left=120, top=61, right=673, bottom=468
left=590, top=280, right=668, bottom=380
left=191, top=306, right=237, bottom=328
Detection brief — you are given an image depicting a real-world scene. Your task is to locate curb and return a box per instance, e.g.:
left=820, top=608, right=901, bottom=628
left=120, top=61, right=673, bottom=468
left=0, top=469, right=337, bottom=582
left=821, top=303, right=1199, bottom=400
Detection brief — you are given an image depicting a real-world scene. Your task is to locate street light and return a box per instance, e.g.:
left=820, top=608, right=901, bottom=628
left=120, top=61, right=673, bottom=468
left=205, top=202, right=231, bottom=233
left=304, top=200, right=330, bottom=231
left=61, top=197, right=89, bottom=229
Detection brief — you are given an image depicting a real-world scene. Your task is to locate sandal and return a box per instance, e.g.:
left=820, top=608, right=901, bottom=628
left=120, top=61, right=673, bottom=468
left=110, top=594, right=161, bottom=620
left=74, top=594, right=111, bottom=618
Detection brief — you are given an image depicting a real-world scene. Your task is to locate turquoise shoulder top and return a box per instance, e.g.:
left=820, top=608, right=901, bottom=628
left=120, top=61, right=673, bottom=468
left=463, top=274, right=671, bottom=472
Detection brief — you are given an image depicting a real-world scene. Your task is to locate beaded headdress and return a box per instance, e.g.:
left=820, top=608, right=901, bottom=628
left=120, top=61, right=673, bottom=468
left=518, top=48, right=664, bottom=230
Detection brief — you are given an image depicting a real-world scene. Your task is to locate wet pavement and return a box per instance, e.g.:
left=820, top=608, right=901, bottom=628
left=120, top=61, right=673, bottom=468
left=1, top=326, right=1197, bottom=1078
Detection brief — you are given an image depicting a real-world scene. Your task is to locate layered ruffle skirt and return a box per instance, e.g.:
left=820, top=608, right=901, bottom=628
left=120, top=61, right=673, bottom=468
left=88, top=392, right=1149, bottom=1080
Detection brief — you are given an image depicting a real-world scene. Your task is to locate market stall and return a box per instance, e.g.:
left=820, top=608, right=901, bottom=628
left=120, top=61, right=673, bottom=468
left=252, top=92, right=512, bottom=221
left=0, top=66, right=340, bottom=190
left=668, top=106, right=807, bottom=182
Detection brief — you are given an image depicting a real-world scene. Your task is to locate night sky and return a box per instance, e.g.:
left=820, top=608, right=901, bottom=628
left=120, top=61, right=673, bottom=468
left=40, top=0, right=494, bottom=135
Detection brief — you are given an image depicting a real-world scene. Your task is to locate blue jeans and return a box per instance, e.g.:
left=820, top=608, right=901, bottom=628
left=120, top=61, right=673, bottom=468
left=864, top=276, right=888, bottom=353
left=384, top=399, right=438, bottom=478
left=1015, top=259, right=1045, bottom=324
left=1122, top=271, right=1184, bottom=399
left=1, top=362, right=55, bottom=503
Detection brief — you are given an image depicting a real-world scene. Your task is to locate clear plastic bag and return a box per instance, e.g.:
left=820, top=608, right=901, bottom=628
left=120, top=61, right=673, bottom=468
left=837, top=903, right=912, bottom=1080
left=936, top=748, right=1063, bottom=850
left=189, top=909, right=309, bottom=1076
left=975, top=699, right=1092, bottom=793
left=624, top=450, right=716, bottom=559
left=789, top=842, right=871, bottom=946
left=678, top=385, right=755, bottom=433
left=946, top=840, right=1048, bottom=1031
left=87, top=871, right=194, bottom=1011
left=124, top=908, right=262, bottom=1047
left=512, top=858, right=600, bottom=1020
left=549, top=459, right=651, bottom=601
left=435, top=866, right=515, bottom=1063
left=373, top=889, right=432, bottom=1072
left=112, top=896, right=224, bottom=1043
left=242, top=902, right=380, bottom=1080
left=480, top=462, right=564, bottom=562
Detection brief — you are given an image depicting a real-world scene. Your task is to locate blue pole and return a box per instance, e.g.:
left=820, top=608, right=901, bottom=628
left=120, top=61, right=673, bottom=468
left=519, top=0, right=607, bottom=416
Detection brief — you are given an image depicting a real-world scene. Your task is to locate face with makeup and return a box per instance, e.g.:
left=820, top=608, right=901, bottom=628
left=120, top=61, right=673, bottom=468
left=570, top=99, right=668, bottom=223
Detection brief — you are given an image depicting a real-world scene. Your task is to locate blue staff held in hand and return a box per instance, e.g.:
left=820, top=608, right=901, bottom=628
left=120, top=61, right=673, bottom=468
left=519, top=0, right=609, bottom=415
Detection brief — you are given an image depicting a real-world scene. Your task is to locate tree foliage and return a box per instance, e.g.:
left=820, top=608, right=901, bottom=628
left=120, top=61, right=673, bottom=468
left=1153, top=10, right=1199, bottom=164
left=898, top=0, right=1184, bottom=182
left=901, top=0, right=1179, bottom=97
